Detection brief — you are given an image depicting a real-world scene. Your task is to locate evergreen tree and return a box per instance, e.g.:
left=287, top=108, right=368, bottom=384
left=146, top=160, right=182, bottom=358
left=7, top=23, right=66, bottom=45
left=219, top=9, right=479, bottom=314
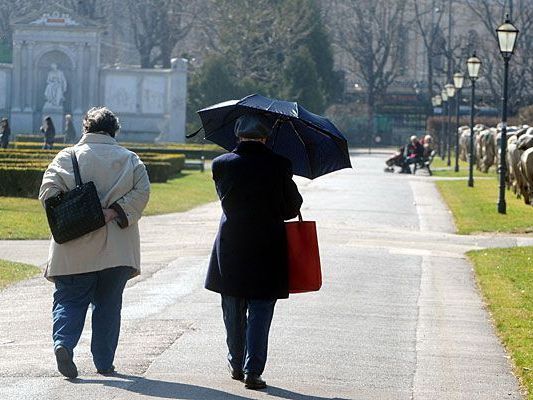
left=187, top=55, right=241, bottom=131
left=283, top=47, right=325, bottom=113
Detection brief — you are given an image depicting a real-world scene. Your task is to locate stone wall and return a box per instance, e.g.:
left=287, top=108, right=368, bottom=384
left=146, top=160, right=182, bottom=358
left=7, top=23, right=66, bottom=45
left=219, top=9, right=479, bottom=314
left=5, top=10, right=188, bottom=142
left=100, top=58, right=187, bottom=142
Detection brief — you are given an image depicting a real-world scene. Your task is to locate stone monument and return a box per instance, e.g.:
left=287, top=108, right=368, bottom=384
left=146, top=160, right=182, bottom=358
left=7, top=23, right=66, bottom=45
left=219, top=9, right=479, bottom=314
left=1, top=7, right=187, bottom=142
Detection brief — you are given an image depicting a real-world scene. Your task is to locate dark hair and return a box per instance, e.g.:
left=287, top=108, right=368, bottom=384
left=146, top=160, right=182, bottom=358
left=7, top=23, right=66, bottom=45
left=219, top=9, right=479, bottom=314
left=44, top=116, right=55, bottom=129
left=83, top=107, right=120, bottom=137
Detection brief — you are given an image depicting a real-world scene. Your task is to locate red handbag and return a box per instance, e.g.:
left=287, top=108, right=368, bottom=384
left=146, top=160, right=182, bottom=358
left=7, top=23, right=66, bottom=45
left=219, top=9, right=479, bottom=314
left=285, top=213, right=322, bottom=293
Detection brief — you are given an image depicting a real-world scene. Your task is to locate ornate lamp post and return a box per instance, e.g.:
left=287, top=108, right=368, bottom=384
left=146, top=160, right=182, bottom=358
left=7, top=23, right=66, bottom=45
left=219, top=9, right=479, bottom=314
left=441, top=89, right=448, bottom=161
left=466, top=54, right=481, bottom=188
left=445, top=83, right=456, bottom=167
left=453, top=72, right=464, bottom=172
left=496, top=15, right=519, bottom=214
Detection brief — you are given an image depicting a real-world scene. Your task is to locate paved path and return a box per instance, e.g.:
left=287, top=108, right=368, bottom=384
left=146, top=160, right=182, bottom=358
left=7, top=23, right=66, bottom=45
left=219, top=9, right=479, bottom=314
left=0, top=153, right=529, bottom=399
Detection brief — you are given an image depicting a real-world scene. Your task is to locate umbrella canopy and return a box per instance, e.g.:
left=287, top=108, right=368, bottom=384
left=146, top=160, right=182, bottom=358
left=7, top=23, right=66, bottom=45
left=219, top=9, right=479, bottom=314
left=196, top=94, right=352, bottom=179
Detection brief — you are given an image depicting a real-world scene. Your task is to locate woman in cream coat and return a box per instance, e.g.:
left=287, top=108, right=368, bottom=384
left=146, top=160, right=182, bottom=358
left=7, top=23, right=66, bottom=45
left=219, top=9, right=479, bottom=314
left=39, top=107, right=150, bottom=379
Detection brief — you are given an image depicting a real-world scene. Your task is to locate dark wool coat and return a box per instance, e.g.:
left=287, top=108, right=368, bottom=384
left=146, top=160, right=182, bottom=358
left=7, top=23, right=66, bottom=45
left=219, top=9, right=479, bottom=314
left=0, top=125, right=10, bottom=148
left=205, top=141, right=303, bottom=299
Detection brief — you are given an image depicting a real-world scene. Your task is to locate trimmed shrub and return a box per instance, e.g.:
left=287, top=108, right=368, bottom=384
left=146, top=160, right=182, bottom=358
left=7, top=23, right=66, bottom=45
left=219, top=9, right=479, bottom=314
left=139, top=153, right=185, bottom=175
left=144, top=161, right=172, bottom=183
left=11, top=142, right=225, bottom=160
left=14, top=134, right=66, bottom=143
left=0, top=167, right=44, bottom=198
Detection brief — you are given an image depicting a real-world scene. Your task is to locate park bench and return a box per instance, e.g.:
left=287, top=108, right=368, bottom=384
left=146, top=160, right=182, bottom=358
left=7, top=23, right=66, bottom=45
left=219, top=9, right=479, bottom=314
left=412, top=150, right=436, bottom=176
left=184, top=157, right=205, bottom=172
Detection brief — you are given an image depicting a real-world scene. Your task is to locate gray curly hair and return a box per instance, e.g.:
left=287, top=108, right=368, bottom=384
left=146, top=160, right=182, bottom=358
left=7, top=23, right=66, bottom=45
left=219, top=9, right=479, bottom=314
left=83, top=106, right=120, bottom=137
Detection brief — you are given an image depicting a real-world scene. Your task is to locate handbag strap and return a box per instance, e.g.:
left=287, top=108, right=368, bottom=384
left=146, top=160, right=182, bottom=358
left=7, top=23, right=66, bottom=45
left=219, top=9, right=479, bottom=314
left=70, top=150, right=83, bottom=187
left=297, top=212, right=303, bottom=222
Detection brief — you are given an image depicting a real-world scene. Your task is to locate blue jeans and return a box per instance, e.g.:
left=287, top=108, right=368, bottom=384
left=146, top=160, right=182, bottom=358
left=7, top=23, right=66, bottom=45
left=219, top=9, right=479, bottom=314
left=52, top=266, right=132, bottom=371
left=221, top=295, right=276, bottom=376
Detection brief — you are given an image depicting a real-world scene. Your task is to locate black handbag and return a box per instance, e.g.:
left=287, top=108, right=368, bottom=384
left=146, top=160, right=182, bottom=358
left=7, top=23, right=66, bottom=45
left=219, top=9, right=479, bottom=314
left=45, top=150, right=105, bottom=244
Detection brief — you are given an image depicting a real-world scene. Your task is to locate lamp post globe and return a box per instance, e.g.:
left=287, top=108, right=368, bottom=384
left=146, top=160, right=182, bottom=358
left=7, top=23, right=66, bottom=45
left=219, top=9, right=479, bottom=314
left=467, top=54, right=481, bottom=80
left=445, top=83, right=456, bottom=98
left=453, top=72, right=464, bottom=90
left=497, top=16, right=519, bottom=58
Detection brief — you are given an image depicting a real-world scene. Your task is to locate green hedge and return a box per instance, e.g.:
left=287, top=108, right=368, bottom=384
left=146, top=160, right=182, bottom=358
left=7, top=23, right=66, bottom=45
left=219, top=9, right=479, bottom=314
left=0, top=167, right=44, bottom=198
left=144, top=162, right=172, bottom=183
left=10, top=141, right=225, bottom=160
left=14, top=134, right=66, bottom=143
left=0, top=159, right=181, bottom=197
left=0, top=145, right=192, bottom=197
left=139, top=153, right=185, bottom=175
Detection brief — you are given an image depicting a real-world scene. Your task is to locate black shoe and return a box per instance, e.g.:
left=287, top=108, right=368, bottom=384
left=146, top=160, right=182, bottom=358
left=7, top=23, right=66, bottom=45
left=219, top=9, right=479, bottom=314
left=244, top=374, right=267, bottom=390
left=54, top=345, right=78, bottom=379
left=97, top=365, right=115, bottom=375
left=228, top=363, right=244, bottom=381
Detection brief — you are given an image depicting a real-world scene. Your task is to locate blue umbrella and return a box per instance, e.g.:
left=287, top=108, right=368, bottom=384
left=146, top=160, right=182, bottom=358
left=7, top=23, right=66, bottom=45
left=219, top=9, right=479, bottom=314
left=194, top=94, right=352, bottom=179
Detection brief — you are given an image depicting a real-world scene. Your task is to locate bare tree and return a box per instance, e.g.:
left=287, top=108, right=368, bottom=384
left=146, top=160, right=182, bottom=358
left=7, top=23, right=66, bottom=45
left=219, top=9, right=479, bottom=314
left=61, top=0, right=101, bottom=19
left=331, top=0, right=408, bottom=134
left=412, top=0, right=448, bottom=100
left=465, top=0, right=533, bottom=113
left=128, top=0, right=195, bottom=68
left=0, top=0, right=46, bottom=55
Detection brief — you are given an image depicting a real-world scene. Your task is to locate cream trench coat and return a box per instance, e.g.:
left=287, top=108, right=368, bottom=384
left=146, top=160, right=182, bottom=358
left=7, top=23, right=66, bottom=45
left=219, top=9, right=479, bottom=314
left=39, top=133, right=150, bottom=280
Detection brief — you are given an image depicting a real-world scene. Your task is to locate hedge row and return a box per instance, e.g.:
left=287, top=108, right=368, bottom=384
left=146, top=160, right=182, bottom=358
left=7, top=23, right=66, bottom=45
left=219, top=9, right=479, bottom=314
left=9, top=141, right=225, bottom=160
left=0, top=167, right=45, bottom=198
left=0, top=153, right=186, bottom=197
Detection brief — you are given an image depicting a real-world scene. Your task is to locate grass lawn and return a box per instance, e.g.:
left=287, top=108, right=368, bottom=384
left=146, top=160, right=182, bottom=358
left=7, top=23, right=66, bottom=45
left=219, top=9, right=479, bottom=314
left=144, top=171, right=217, bottom=215
left=0, top=171, right=217, bottom=240
left=436, top=178, right=533, bottom=234
left=0, top=259, right=40, bottom=289
left=468, top=247, right=533, bottom=399
left=431, top=156, right=497, bottom=178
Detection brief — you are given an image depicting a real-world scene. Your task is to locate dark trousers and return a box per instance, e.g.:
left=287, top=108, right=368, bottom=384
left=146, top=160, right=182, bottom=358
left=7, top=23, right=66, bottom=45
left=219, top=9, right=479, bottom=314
left=52, top=266, right=132, bottom=371
left=221, top=295, right=276, bottom=375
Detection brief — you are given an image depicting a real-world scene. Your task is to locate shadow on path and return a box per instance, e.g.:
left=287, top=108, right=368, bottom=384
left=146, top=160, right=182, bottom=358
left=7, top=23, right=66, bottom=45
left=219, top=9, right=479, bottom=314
left=73, top=373, right=351, bottom=400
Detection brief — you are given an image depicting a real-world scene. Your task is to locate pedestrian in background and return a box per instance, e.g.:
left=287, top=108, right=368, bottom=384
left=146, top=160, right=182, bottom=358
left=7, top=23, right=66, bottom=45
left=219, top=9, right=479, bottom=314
left=63, top=114, right=77, bottom=144
left=41, top=116, right=56, bottom=149
left=205, top=114, right=303, bottom=390
left=39, top=106, right=150, bottom=379
left=0, top=117, right=10, bottom=149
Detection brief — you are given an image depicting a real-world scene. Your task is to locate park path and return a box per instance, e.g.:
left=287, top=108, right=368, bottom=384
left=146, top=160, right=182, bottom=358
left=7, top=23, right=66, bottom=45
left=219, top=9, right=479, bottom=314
left=0, top=152, right=530, bottom=399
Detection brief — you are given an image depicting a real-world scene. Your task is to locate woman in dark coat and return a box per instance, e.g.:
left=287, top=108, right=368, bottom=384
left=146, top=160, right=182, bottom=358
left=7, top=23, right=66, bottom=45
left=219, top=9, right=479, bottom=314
left=41, top=116, right=56, bottom=149
left=0, top=118, right=10, bottom=149
left=205, top=114, right=303, bottom=390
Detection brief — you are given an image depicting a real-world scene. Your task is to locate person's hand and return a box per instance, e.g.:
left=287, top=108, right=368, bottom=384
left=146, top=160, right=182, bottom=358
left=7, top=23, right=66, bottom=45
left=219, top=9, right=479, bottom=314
left=103, top=208, right=118, bottom=224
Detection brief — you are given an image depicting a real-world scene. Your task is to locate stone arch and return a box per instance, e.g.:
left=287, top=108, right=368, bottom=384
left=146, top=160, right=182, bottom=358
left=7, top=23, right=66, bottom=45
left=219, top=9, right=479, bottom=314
left=34, top=46, right=76, bottom=113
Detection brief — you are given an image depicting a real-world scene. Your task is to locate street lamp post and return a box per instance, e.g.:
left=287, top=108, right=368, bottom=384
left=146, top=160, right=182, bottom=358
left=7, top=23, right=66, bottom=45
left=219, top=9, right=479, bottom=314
left=453, top=72, right=464, bottom=172
left=441, top=89, right=449, bottom=161
left=445, top=83, right=456, bottom=167
left=466, top=54, right=481, bottom=188
left=496, top=15, right=519, bottom=214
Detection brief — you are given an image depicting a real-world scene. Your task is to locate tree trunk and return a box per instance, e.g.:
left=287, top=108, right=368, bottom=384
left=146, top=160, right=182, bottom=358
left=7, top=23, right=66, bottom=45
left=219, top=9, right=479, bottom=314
left=367, top=90, right=375, bottom=153
left=140, top=50, right=153, bottom=69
